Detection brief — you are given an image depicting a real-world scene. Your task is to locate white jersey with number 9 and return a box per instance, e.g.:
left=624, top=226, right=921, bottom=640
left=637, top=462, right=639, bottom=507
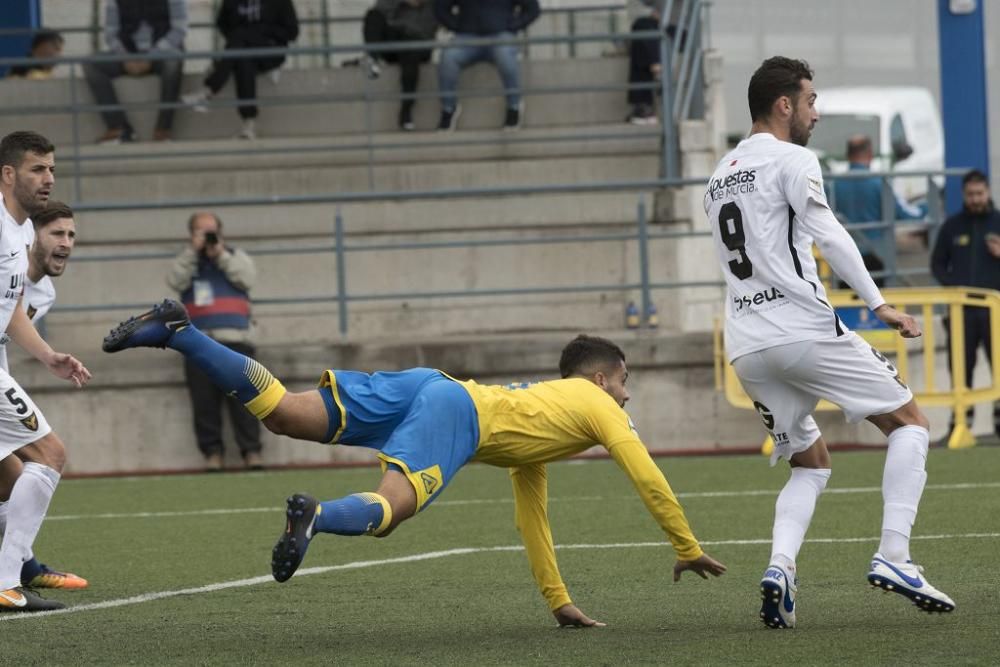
left=706, top=132, right=859, bottom=362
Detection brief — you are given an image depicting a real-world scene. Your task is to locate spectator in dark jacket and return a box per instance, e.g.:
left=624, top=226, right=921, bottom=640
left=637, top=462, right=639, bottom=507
left=930, top=169, right=1000, bottom=436
left=362, top=1, right=438, bottom=131
left=83, top=0, right=187, bottom=143
left=182, top=0, right=299, bottom=140
left=434, top=0, right=540, bottom=132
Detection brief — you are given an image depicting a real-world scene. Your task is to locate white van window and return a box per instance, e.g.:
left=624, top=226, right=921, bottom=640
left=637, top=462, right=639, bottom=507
left=889, top=113, right=912, bottom=161
left=810, top=114, right=881, bottom=159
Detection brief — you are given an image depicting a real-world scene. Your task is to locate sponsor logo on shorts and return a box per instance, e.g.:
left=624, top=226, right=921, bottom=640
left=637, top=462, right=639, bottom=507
left=20, top=413, right=38, bottom=431
left=753, top=401, right=775, bottom=430
left=420, top=472, right=438, bottom=495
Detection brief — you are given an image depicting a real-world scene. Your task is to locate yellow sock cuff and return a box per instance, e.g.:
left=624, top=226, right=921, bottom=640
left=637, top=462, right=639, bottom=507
left=358, top=492, right=393, bottom=536
left=244, top=379, right=287, bottom=419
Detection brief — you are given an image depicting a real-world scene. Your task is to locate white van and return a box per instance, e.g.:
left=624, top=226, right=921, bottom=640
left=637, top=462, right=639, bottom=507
left=809, top=86, right=944, bottom=202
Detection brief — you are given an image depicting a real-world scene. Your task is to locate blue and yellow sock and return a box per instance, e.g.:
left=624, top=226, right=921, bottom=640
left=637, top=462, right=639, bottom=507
left=168, top=327, right=285, bottom=419
left=314, top=493, right=392, bottom=536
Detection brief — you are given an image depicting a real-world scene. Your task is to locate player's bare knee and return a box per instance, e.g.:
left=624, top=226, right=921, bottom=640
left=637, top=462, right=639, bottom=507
left=17, top=433, right=66, bottom=472
left=869, top=400, right=929, bottom=435
left=0, top=456, right=23, bottom=499
left=261, top=412, right=287, bottom=436
left=790, top=437, right=830, bottom=469
left=263, top=391, right=328, bottom=442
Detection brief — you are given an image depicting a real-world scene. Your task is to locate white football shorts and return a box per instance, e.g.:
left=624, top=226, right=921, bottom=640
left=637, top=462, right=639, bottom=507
left=732, top=332, right=913, bottom=466
left=0, top=368, right=52, bottom=460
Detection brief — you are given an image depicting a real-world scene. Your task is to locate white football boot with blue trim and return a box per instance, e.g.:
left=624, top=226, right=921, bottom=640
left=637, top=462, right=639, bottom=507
left=759, top=564, right=797, bottom=629
left=867, top=553, right=955, bottom=613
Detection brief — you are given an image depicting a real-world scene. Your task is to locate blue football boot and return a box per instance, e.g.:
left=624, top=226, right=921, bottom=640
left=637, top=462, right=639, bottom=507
left=102, top=299, right=189, bottom=353
left=272, top=494, right=320, bottom=583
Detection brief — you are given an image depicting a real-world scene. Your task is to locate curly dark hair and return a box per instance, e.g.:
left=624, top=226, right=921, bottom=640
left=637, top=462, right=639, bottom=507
left=748, top=56, right=814, bottom=122
left=0, top=131, right=55, bottom=169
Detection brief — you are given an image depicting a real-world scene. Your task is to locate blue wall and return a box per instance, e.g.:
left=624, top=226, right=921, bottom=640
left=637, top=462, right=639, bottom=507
left=0, top=0, right=42, bottom=78
left=937, top=0, right=991, bottom=212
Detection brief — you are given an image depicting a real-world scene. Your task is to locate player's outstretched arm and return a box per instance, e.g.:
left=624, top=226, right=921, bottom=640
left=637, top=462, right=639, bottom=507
left=873, top=304, right=921, bottom=338
left=553, top=603, right=606, bottom=628
left=673, top=553, right=728, bottom=582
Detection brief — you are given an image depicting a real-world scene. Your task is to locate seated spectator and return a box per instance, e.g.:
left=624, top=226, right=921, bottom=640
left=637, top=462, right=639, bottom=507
left=625, top=2, right=662, bottom=125
left=83, top=0, right=187, bottom=144
left=433, top=0, right=540, bottom=132
left=362, top=1, right=438, bottom=131
left=831, top=135, right=927, bottom=286
left=6, top=30, right=64, bottom=80
left=181, top=0, right=299, bottom=140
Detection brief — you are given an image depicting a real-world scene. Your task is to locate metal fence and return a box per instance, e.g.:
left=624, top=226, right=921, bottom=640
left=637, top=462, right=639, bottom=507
left=0, top=2, right=632, bottom=65
left=54, top=168, right=965, bottom=336
left=0, top=0, right=714, bottom=201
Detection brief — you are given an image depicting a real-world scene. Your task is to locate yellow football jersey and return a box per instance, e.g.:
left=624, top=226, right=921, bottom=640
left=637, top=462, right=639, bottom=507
left=459, top=377, right=704, bottom=610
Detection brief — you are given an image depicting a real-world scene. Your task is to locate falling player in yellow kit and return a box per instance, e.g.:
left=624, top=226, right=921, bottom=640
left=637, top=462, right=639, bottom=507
left=103, top=301, right=727, bottom=626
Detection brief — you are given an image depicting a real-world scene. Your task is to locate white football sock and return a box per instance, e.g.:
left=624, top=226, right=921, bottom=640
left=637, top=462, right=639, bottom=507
left=879, top=425, right=929, bottom=563
left=771, top=467, right=831, bottom=570
left=0, top=463, right=59, bottom=589
left=0, top=500, right=7, bottom=537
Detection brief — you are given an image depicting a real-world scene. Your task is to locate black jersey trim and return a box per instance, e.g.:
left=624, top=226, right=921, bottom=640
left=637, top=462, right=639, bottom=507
left=786, top=205, right=844, bottom=336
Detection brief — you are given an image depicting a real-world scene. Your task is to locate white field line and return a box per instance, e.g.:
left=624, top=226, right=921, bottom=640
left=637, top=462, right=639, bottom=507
left=3, top=531, right=999, bottom=622
left=44, top=481, right=1000, bottom=522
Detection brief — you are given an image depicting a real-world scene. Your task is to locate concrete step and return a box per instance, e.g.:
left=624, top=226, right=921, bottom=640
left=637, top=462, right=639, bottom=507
left=62, top=124, right=661, bottom=177
left=68, top=152, right=661, bottom=210
left=74, top=190, right=652, bottom=243
left=0, top=56, right=634, bottom=145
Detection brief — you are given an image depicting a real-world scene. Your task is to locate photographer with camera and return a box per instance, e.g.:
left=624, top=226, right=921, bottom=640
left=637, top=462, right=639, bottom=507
left=166, top=212, right=262, bottom=471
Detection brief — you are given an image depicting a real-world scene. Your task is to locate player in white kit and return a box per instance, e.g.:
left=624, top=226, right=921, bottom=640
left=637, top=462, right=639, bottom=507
left=0, top=201, right=88, bottom=592
left=705, top=58, right=954, bottom=628
left=0, top=132, right=91, bottom=613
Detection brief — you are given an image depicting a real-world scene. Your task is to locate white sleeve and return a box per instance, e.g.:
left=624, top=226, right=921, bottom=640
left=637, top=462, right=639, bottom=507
left=801, top=198, right=885, bottom=311
left=781, top=148, right=830, bottom=214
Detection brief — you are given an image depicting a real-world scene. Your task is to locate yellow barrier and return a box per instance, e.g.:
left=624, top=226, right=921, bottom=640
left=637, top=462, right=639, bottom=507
left=713, top=287, right=1000, bottom=453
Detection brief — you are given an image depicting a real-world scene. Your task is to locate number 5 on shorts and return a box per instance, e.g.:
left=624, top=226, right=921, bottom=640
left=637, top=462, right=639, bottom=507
left=5, top=387, right=28, bottom=415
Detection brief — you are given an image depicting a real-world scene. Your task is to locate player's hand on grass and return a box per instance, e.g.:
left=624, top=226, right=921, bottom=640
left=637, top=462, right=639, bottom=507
left=673, top=553, right=727, bottom=582
left=874, top=305, right=921, bottom=338
left=46, top=352, right=92, bottom=387
left=553, top=604, right=606, bottom=628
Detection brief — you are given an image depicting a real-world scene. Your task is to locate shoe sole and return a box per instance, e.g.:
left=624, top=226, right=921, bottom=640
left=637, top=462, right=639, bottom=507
left=867, top=573, right=955, bottom=613
left=759, top=580, right=792, bottom=629
left=271, top=493, right=318, bottom=583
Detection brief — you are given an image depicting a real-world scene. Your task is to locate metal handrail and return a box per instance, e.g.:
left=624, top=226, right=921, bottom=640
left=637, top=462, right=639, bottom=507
left=714, top=287, right=1000, bottom=450
left=50, top=169, right=966, bottom=337
left=0, top=3, right=629, bottom=38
